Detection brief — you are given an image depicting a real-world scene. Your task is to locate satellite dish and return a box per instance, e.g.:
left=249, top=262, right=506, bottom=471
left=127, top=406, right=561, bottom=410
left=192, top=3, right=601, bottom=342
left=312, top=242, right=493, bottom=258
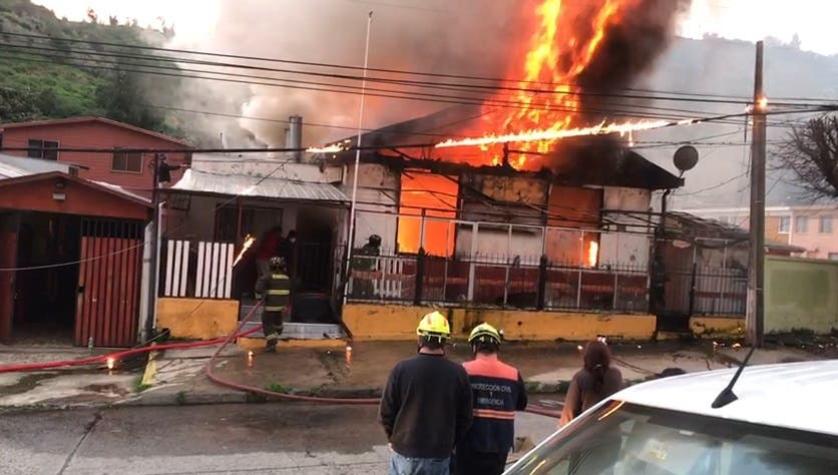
left=673, top=145, right=699, bottom=174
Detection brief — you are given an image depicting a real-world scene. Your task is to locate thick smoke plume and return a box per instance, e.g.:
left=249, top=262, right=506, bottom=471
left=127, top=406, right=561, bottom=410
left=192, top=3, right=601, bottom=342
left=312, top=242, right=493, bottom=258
left=170, top=0, right=525, bottom=147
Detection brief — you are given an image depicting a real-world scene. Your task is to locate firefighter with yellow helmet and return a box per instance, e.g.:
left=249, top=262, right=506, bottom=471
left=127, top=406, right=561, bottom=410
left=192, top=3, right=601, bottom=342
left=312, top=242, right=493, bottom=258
left=455, top=323, right=528, bottom=475
left=379, top=311, right=473, bottom=474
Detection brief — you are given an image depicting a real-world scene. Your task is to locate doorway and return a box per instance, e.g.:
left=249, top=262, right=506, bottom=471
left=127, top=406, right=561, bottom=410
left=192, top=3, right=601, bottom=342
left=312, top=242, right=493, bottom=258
left=13, top=212, right=81, bottom=344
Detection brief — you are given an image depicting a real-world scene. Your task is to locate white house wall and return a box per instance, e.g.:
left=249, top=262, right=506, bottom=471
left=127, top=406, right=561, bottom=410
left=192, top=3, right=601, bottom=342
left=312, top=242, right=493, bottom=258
left=344, top=163, right=398, bottom=251
left=599, top=187, right=651, bottom=268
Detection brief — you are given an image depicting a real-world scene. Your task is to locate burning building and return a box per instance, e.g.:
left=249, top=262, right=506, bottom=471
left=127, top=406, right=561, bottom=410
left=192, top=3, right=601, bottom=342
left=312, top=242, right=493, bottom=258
left=154, top=0, right=703, bottom=342
left=332, top=0, right=695, bottom=340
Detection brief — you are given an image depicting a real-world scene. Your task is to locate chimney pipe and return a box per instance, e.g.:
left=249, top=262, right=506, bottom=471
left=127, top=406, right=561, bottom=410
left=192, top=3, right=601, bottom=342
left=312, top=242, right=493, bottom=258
left=287, top=115, right=303, bottom=162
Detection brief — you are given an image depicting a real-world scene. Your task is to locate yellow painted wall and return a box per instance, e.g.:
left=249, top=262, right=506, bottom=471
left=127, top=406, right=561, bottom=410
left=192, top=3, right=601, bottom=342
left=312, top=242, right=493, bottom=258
left=343, top=304, right=437, bottom=340
left=452, top=308, right=656, bottom=341
left=343, top=304, right=656, bottom=341
left=157, top=298, right=239, bottom=340
left=689, top=316, right=745, bottom=338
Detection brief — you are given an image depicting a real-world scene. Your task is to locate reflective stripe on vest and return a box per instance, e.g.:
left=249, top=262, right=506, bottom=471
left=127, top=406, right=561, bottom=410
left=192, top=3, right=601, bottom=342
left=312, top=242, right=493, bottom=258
left=265, top=306, right=285, bottom=312
left=267, top=289, right=290, bottom=295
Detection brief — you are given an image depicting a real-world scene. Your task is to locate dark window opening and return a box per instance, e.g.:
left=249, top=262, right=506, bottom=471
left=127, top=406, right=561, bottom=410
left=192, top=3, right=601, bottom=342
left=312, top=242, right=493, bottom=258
left=112, top=150, right=143, bottom=173
left=28, top=139, right=59, bottom=160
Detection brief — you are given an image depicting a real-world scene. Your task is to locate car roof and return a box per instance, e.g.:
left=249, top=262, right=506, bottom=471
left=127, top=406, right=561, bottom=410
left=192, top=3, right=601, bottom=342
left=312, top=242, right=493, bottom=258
left=614, top=360, right=838, bottom=436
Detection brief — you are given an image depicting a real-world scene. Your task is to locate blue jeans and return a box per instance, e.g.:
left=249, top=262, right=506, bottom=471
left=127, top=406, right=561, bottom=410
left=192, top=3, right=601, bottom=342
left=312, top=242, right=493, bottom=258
left=389, top=451, right=451, bottom=475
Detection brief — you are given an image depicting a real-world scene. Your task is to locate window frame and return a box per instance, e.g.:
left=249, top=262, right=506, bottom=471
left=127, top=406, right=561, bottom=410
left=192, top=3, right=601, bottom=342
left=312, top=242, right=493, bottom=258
left=111, top=149, right=144, bottom=174
left=795, top=215, right=808, bottom=233
left=819, top=215, right=833, bottom=234
left=27, top=138, right=60, bottom=161
left=777, top=215, right=791, bottom=234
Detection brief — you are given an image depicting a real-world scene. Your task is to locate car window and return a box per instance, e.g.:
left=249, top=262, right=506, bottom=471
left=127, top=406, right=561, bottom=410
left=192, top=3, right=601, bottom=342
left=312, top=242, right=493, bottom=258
left=508, top=401, right=838, bottom=475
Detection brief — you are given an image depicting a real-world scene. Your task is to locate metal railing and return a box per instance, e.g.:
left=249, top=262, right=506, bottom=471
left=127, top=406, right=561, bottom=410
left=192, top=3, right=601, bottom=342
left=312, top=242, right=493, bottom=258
left=346, top=251, right=650, bottom=312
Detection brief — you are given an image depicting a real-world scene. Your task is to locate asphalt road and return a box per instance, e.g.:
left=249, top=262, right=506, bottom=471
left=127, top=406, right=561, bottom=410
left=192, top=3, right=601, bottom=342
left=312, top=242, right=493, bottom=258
left=0, top=403, right=558, bottom=475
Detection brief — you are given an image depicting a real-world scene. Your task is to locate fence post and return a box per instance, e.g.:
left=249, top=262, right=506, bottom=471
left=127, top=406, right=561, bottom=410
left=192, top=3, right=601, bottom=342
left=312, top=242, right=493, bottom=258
left=537, top=255, right=548, bottom=310
left=414, top=247, right=426, bottom=306
left=612, top=272, right=619, bottom=311
left=688, top=262, right=697, bottom=316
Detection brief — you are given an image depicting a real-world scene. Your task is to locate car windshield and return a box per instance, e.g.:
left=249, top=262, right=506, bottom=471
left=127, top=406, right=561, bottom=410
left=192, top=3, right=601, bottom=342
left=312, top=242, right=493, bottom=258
left=507, top=401, right=838, bottom=475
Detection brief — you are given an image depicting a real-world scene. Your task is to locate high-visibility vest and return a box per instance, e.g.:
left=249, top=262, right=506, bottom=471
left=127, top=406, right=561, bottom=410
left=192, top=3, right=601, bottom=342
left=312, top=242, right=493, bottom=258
left=265, top=273, right=291, bottom=312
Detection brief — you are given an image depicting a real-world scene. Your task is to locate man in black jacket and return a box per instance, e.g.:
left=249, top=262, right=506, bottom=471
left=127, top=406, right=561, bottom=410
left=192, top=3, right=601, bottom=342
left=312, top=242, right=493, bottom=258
left=379, top=311, right=472, bottom=475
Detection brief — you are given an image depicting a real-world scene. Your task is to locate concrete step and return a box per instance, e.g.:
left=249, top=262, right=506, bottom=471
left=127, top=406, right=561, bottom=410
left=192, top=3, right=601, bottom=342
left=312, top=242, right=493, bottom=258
left=241, top=321, right=346, bottom=340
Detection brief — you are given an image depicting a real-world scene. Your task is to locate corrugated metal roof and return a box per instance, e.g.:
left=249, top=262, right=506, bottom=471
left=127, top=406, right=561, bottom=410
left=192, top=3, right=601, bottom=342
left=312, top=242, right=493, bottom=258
left=171, top=169, right=349, bottom=203
left=0, top=153, right=72, bottom=179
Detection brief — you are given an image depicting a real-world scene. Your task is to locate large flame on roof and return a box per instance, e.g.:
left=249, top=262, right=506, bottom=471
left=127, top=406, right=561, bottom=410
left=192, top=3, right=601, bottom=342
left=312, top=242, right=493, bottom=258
left=443, top=0, right=660, bottom=168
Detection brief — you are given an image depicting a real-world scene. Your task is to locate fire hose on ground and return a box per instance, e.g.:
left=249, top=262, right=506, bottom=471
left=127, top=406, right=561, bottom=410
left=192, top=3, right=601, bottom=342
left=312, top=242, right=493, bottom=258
left=0, top=303, right=560, bottom=418
left=205, top=303, right=562, bottom=418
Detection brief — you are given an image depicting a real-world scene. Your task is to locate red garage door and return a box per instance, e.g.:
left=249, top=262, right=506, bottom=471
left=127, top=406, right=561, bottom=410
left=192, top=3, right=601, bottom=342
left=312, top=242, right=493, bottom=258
left=75, top=218, right=144, bottom=347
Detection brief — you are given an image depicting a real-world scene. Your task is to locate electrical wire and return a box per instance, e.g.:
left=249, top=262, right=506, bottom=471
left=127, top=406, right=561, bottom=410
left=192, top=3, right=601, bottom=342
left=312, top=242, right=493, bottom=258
left=2, top=36, right=833, bottom=110
left=0, top=49, right=751, bottom=124
left=0, top=31, right=764, bottom=101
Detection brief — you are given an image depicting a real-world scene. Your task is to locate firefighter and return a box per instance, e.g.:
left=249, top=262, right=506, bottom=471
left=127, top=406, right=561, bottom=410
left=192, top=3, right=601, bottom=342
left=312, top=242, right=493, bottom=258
left=352, top=234, right=382, bottom=299
left=455, top=323, right=528, bottom=475
left=379, top=311, right=472, bottom=475
left=254, top=256, right=290, bottom=353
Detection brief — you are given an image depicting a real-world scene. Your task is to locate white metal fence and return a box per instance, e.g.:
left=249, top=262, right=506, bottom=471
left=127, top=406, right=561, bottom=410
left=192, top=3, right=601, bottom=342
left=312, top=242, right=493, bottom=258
left=161, top=239, right=235, bottom=299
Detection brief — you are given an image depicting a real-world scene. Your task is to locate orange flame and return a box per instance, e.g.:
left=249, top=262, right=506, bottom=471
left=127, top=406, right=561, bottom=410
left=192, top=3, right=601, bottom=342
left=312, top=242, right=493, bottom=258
left=233, top=234, right=255, bottom=267
left=457, top=0, right=640, bottom=168
left=587, top=240, right=599, bottom=267
left=436, top=119, right=670, bottom=149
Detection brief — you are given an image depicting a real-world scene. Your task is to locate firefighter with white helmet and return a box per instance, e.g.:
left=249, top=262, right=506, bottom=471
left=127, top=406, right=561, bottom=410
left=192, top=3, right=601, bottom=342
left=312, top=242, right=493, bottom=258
left=455, top=323, right=528, bottom=475
left=379, top=311, right=473, bottom=474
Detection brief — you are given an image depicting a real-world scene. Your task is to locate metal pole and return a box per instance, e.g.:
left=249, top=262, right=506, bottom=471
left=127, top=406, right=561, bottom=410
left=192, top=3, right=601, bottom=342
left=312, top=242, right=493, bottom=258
left=343, top=11, right=373, bottom=306
left=144, top=153, right=161, bottom=340
left=747, top=41, right=766, bottom=347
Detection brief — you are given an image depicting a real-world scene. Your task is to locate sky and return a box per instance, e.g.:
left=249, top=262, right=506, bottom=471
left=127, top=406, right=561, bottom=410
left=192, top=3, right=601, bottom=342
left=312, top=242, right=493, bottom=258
left=30, top=0, right=838, bottom=56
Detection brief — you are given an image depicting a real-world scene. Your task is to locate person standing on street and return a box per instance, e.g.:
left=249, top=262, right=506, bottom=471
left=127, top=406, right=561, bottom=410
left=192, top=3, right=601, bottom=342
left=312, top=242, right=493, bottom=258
left=559, top=340, right=622, bottom=426
left=455, top=323, right=528, bottom=475
left=254, top=256, right=291, bottom=353
left=379, top=311, right=473, bottom=475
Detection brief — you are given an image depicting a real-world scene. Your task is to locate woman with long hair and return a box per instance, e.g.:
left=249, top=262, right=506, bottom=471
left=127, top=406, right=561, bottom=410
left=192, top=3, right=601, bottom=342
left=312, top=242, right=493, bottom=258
left=559, top=340, right=623, bottom=426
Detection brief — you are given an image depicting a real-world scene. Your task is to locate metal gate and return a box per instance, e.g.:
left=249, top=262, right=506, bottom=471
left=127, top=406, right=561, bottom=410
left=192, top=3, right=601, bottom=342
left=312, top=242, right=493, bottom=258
left=75, top=218, right=144, bottom=347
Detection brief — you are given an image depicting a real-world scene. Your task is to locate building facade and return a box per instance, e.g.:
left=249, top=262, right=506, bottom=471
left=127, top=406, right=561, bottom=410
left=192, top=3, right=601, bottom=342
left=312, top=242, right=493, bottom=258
left=683, top=205, right=838, bottom=260
left=0, top=116, right=190, bottom=196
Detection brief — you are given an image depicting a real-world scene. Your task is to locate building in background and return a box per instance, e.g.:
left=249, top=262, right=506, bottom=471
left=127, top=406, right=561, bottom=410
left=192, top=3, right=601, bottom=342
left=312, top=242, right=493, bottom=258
left=682, top=204, right=838, bottom=260
left=0, top=116, right=191, bottom=196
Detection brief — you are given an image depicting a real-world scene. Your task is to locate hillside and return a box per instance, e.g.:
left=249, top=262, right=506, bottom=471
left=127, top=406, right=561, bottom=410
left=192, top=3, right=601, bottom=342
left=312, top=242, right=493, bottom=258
left=0, top=0, right=180, bottom=136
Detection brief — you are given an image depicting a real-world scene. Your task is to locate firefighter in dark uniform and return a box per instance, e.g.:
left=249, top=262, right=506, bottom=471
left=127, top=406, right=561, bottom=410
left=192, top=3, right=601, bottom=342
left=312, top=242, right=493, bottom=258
left=255, top=256, right=291, bottom=353
left=352, top=234, right=381, bottom=299
left=455, top=323, right=528, bottom=475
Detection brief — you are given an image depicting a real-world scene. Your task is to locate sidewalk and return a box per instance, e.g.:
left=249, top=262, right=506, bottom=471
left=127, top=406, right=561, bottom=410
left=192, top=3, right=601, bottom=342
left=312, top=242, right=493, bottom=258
left=1, top=338, right=832, bottom=411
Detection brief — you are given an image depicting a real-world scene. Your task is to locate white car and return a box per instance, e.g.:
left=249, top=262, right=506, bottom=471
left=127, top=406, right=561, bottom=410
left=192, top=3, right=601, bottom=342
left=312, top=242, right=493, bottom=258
left=506, top=360, right=838, bottom=474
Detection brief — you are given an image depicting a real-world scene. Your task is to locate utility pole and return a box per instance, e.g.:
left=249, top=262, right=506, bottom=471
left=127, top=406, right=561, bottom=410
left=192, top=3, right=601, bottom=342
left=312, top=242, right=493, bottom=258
left=747, top=41, right=766, bottom=347
left=145, top=153, right=162, bottom=341
left=343, top=11, right=373, bottom=305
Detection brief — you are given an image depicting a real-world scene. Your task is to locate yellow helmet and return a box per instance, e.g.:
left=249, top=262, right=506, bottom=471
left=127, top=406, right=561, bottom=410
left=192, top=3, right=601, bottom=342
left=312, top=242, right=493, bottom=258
left=468, top=323, right=501, bottom=346
left=416, top=311, right=450, bottom=339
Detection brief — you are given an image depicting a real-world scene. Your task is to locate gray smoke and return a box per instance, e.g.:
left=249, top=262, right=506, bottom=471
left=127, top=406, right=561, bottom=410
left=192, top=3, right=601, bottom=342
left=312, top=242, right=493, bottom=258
left=168, top=0, right=524, bottom=147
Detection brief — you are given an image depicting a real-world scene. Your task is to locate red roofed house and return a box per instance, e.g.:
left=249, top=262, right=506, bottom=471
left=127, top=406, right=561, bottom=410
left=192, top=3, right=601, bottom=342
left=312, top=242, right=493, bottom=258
left=0, top=116, right=191, bottom=195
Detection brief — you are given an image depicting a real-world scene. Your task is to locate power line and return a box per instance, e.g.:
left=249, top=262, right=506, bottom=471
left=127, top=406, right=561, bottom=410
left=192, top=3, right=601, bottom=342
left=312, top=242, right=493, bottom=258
left=0, top=45, right=762, bottom=123
left=1, top=50, right=720, bottom=122
left=6, top=35, right=834, bottom=110
left=0, top=31, right=764, bottom=100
